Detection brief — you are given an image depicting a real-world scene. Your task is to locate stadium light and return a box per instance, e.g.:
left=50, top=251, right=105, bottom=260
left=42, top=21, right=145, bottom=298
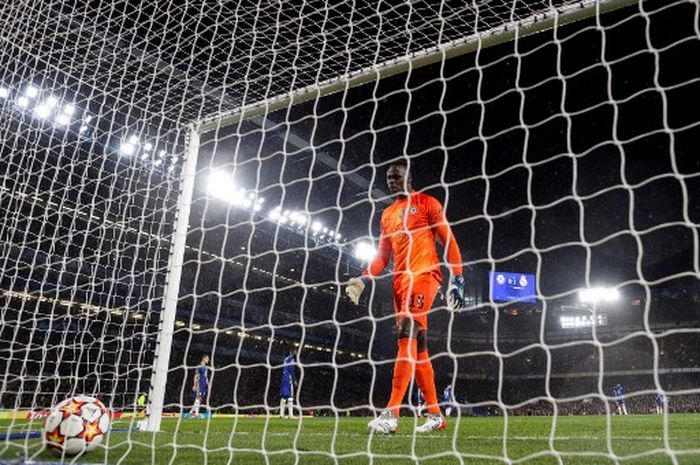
left=311, top=221, right=322, bottom=233
left=354, top=240, right=377, bottom=262
left=207, top=171, right=235, bottom=200
left=0, top=87, right=9, bottom=99
left=120, top=142, right=136, bottom=155
left=16, top=96, right=29, bottom=108
left=207, top=171, right=259, bottom=209
left=34, top=104, right=52, bottom=119
left=62, top=104, right=75, bottom=115
left=295, top=211, right=307, bottom=225
left=55, top=113, right=70, bottom=125
left=24, top=85, right=38, bottom=98
left=268, top=207, right=281, bottom=220
left=144, top=142, right=153, bottom=151
left=578, top=287, right=620, bottom=304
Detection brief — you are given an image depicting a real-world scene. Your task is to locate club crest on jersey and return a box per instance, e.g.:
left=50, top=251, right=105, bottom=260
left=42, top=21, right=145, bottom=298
left=399, top=207, right=418, bottom=217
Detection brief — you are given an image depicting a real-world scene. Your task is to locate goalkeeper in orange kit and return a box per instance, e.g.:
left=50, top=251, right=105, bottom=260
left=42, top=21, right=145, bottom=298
left=346, top=159, right=465, bottom=434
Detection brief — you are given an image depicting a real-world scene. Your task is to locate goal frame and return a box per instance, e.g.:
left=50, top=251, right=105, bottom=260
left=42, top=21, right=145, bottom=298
left=143, top=0, right=639, bottom=432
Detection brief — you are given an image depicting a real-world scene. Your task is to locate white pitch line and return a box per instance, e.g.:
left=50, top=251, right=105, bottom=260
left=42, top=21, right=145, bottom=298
left=191, top=431, right=666, bottom=441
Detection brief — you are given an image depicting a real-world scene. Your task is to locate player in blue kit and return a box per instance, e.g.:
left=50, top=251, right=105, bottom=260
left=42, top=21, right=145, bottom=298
left=613, top=383, right=628, bottom=415
left=280, top=350, right=297, bottom=418
left=654, top=392, right=666, bottom=414
left=190, top=354, right=210, bottom=418
left=442, top=384, right=455, bottom=417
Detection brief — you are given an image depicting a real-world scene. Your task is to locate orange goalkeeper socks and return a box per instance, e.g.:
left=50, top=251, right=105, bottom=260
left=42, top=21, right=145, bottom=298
left=387, top=337, right=417, bottom=417
left=415, top=349, right=441, bottom=415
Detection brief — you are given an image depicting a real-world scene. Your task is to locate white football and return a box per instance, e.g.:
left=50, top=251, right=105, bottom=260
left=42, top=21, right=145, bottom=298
left=43, top=396, right=111, bottom=455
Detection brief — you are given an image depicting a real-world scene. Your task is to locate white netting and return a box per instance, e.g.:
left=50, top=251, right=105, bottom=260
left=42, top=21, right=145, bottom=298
left=1, top=0, right=699, bottom=464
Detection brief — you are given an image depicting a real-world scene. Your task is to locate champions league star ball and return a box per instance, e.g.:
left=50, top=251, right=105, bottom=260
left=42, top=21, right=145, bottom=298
left=43, top=396, right=111, bottom=455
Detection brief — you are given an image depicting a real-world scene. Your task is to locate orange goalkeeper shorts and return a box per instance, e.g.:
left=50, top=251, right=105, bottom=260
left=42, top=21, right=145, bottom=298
left=392, top=273, right=441, bottom=330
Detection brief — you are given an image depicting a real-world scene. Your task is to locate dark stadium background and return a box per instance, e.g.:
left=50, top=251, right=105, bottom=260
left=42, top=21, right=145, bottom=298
left=0, top=0, right=698, bottom=416
left=177, top=0, right=700, bottom=414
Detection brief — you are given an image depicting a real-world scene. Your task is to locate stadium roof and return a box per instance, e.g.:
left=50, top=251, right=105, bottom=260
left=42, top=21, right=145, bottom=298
left=0, top=1, right=609, bottom=134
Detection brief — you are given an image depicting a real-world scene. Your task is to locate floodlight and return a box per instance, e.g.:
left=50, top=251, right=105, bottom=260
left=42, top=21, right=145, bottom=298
left=16, top=96, right=29, bottom=108
left=128, top=135, right=139, bottom=144
left=24, top=86, right=38, bottom=98
left=144, top=142, right=153, bottom=151
left=294, top=212, right=307, bottom=225
left=207, top=171, right=235, bottom=200
left=34, top=104, right=52, bottom=119
left=45, top=96, right=58, bottom=108
left=0, top=87, right=9, bottom=99
left=55, top=113, right=70, bottom=125
left=159, top=149, right=166, bottom=157
left=84, top=115, right=93, bottom=123
left=268, top=208, right=281, bottom=220
left=62, top=104, right=75, bottom=115
left=311, top=221, right=322, bottom=232
left=79, top=125, right=89, bottom=133
left=154, top=159, right=162, bottom=166
left=120, top=142, right=136, bottom=155
left=354, top=241, right=377, bottom=262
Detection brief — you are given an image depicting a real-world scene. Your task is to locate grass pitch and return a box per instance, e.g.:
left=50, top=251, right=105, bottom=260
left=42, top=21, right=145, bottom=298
left=1, top=414, right=699, bottom=464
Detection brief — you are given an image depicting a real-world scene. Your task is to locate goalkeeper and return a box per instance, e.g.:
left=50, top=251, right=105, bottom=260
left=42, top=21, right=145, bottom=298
left=346, top=159, right=465, bottom=434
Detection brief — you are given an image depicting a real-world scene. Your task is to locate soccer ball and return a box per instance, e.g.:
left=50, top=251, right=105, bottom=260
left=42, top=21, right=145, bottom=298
left=43, top=396, right=110, bottom=455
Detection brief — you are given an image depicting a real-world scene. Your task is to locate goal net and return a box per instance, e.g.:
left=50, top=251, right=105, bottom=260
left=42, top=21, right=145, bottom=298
left=1, top=0, right=699, bottom=464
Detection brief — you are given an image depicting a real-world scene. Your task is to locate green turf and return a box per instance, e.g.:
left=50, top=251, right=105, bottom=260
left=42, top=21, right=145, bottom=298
left=1, top=414, right=699, bottom=464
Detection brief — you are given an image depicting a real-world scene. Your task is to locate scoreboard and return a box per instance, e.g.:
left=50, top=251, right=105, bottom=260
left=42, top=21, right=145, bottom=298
left=489, top=271, right=536, bottom=303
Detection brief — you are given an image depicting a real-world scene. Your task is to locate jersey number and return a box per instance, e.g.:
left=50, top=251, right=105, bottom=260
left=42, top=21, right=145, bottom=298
left=409, top=293, right=425, bottom=309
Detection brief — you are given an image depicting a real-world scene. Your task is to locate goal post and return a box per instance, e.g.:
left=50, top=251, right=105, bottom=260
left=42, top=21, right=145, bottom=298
left=144, top=127, right=201, bottom=432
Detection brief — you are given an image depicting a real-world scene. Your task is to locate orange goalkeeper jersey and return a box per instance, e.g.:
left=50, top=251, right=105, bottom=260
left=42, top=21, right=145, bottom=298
left=363, top=191, right=462, bottom=283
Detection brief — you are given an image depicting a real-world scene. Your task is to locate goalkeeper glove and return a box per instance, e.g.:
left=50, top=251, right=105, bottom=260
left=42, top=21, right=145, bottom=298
left=345, top=276, right=369, bottom=305
left=447, top=275, right=465, bottom=310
